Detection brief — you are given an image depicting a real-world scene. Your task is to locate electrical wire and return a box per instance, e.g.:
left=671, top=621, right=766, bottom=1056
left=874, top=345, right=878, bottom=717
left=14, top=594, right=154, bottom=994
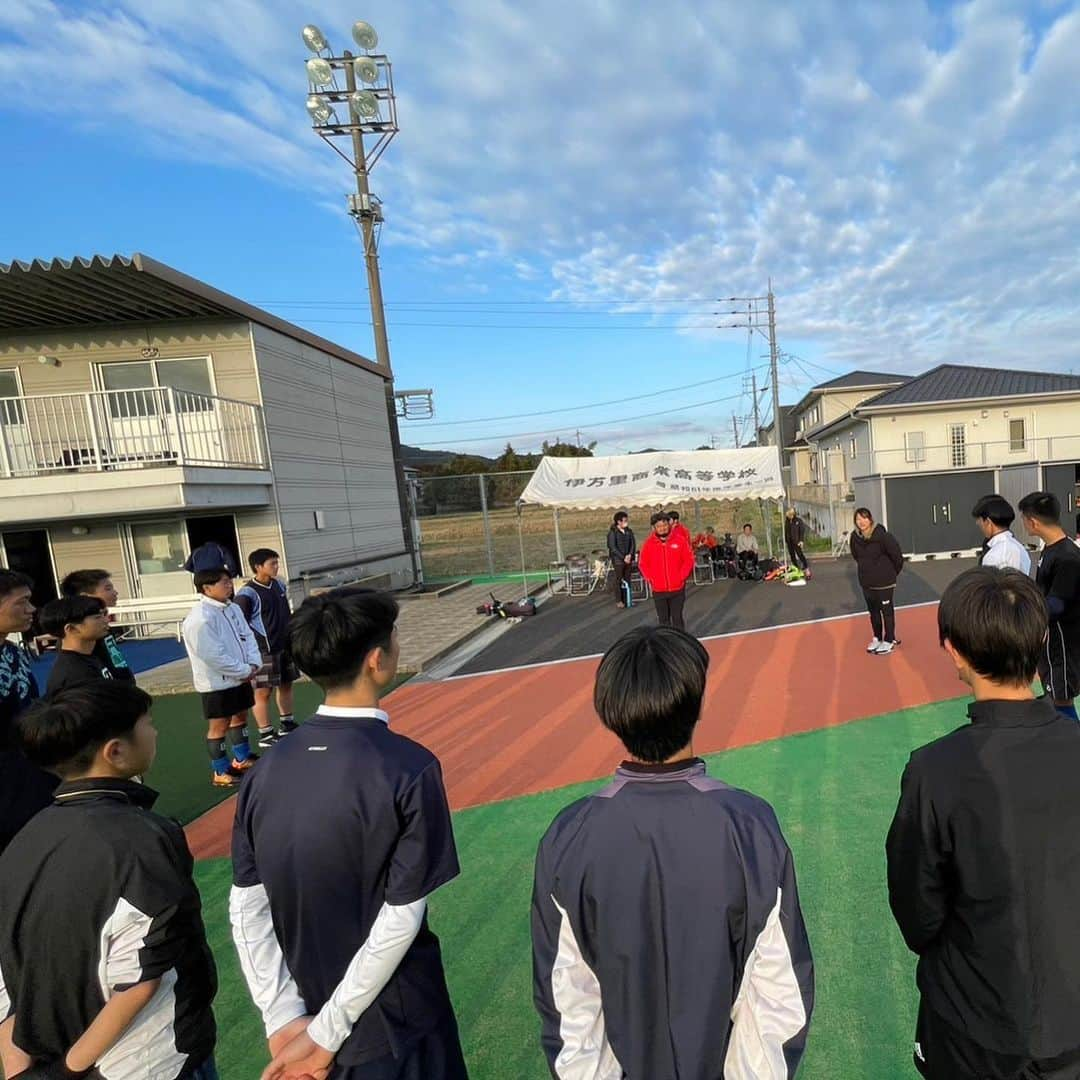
left=268, top=319, right=726, bottom=330
left=410, top=391, right=746, bottom=448
left=421, top=366, right=768, bottom=427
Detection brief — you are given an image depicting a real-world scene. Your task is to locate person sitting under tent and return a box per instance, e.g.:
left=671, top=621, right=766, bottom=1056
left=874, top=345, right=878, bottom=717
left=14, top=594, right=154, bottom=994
left=736, top=523, right=760, bottom=576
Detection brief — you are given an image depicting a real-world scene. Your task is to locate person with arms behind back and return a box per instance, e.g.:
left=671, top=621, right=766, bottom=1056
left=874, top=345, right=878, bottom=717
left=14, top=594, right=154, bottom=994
left=850, top=508, right=905, bottom=655
left=1018, top=491, right=1080, bottom=721
left=532, top=626, right=814, bottom=1078
left=230, top=588, right=467, bottom=1080
left=886, top=567, right=1080, bottom=1079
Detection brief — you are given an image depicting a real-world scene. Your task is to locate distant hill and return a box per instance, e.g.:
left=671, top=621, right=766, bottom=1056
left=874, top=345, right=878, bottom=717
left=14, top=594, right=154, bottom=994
left=400, top=444, right=494, bottom=469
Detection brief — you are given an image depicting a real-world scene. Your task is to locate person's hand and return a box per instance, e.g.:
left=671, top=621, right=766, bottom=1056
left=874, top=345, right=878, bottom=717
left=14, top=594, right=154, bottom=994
left=624, top=554, right=631, bottom=564
left=268, top=1016, right=312, bottom=1059
left=261, top=1026, right=333, bottom=1080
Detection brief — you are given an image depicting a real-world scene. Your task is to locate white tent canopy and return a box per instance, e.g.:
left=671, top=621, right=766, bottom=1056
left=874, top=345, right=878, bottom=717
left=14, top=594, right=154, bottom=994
left=518, top=448, right=784, bottom=510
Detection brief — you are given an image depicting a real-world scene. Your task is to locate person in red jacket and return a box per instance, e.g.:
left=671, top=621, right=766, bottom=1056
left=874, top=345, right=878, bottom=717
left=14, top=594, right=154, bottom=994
left=668, top=510, right=693, bottom=548
left=638, top=512, right=695, bottom=631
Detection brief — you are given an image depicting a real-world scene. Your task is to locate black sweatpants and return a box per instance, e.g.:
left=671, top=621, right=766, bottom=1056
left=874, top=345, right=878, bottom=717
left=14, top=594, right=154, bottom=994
left=864, top=587, right=896, bottom=643
left=611, top=558, right=633, bottom=603
left=653, top=588, right=686, bottom=631
left=914, top=1000, right=1080, bottom=1080
left=787, top=542, right=808, bottom=571
left=331, top=1019, right=469, bottom=1080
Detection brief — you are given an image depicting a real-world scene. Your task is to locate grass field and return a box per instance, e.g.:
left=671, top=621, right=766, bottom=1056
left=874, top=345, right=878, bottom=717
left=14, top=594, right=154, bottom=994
left=194, top=697, right=965, bottom=1079
left=417, top=498, right=786, bottom=579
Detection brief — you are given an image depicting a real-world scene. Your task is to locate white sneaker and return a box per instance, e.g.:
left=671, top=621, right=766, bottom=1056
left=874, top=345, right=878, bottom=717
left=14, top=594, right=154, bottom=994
left=875, top=641, right=895, bottom=655
left=866, top=637, right=881, bottom=653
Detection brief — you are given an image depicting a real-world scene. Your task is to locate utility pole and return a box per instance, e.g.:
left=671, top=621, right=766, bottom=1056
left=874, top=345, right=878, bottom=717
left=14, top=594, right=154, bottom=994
left=731, top=413, right=740, bottom=448
left=575, top=429, right=582, bottom=448
left=767, top=282, right=786, bottom=508
left=751, top=372, right=761, bottom=445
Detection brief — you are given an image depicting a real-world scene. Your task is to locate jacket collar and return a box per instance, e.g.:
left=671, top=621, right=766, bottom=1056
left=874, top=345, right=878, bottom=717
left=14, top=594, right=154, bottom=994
left=53, top=776, right=159, bottom=809
left=616, top=757, right=705, bottom=779
left=967, top=697, right=1059, bottom=728
left=201, top=596, right=230, bottom=609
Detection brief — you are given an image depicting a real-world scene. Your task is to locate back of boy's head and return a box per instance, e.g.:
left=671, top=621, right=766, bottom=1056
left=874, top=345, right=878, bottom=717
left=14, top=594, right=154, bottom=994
left=60, top=569, right=111, bottom=597
left=972, top=494, right=1015, bottom=528
left=194, top=568, right=230, bottom=594
left=0, top=568, right=33, bottom=601
left=248, top=548, right=279, bottom=571
left=1018, top=491, right=1060, bottom=526
left=19, top=682, right=154, bottom=777
left=289, top=587, right=399, bottom=691
left=594, top=626, right=709, bottom=762
left=39, top=595, right=106, bottom=639
left=669, top=511, right=680, bottom=522
left=938, top=567, right=1046, bottom=686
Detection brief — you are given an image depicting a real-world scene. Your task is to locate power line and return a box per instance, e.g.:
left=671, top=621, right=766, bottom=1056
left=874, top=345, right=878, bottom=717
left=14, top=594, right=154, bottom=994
left=411, top=391, right=745, bottom=447
left=421, top=366, right=768, bottom=427
left=256, top=297, right=721, bottom=307
left=272, top=319, right=725, bottom=331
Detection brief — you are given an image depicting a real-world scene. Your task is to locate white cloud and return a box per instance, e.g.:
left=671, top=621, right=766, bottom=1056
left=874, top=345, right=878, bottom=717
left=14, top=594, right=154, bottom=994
left=2, top=0, right=1079, bottom=377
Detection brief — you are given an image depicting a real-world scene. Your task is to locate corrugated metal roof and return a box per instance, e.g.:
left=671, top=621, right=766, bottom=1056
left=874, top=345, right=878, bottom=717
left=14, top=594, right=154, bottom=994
left=862, top=363, right=1080, bottom=408
left=812, top=369, right=910, bottom=391
left=0, top=253, right=384, bottom=378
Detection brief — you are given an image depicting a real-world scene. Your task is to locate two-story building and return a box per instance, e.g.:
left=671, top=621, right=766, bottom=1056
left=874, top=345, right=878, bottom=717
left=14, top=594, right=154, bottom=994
left=0, top=253, right=416, bottom=624
left=808, top=364, right=1080, bottom=554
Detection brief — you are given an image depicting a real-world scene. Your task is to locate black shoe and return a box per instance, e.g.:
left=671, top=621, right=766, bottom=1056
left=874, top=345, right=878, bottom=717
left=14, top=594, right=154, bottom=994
left=257, top=730, right=282, bottom=749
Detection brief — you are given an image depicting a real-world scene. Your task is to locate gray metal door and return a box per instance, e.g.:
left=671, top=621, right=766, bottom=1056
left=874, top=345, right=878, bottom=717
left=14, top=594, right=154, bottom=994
left=1044, top=463, right=1079, bottom=532
left=886, top=471, right=995, bottom=553
left=998, top=464, right=1040, bottom=517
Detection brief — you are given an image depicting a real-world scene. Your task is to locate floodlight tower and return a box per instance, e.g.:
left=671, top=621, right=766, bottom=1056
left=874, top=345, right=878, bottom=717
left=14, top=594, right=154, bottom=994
left=301, top=21, right=422, bottom=583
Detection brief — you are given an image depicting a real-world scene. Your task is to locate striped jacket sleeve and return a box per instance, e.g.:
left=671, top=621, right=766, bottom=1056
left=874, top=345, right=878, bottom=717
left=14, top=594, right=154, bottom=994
left=531, top=833, right=623, bottom=1080
left=724, top=837, right=814, bottom=1078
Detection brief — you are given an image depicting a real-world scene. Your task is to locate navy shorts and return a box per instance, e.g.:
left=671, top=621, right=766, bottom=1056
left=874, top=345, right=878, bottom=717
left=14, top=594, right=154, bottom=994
left=200, top=683, right=255, bottom=720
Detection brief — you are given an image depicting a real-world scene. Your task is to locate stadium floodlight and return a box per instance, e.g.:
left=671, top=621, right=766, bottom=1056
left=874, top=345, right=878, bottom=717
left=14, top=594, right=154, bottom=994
left=354, top=56, right=379, bottom=84
left=350, top=90, right=379, bottom=119
left=351, top=20, right=378, bottom=50
left=301, top=24, right=328, bottom=53
left=305, top=94, right=334, bottom=124
left=305, top=57, right=334, bottom=87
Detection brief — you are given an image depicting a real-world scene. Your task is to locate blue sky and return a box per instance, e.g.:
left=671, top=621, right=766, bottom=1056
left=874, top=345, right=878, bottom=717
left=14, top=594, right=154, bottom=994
left=2, top=0, right=1079, bottom=456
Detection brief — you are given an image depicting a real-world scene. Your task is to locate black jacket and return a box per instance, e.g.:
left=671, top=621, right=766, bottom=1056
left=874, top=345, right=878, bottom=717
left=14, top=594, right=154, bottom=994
left=784, top=515, right=805, bottom=548
left=886, top=698, right=1080, bottom=1058
left=850, top=523, right=904, bottom=589
left=0, top=779, right=217, bottom=1075
left=607, top=525, right=636, bottom=562
left=46, top=649, right=115, bottom=695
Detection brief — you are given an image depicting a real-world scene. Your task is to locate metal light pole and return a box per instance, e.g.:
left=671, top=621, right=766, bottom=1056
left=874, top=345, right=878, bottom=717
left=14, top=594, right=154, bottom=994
left=301, top=21, right=421, bottom=586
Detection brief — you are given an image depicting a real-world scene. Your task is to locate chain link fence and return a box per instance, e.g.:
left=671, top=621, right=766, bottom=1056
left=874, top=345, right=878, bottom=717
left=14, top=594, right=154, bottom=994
left=410, top=469, right=784, bottom=580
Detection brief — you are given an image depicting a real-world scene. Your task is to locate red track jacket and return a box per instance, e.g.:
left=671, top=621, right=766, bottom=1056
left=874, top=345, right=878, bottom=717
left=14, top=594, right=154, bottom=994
left=638, top=532, right=695, bottom=594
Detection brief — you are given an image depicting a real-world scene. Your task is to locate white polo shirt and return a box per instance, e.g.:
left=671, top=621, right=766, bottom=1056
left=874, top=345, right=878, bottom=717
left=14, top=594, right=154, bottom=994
left=982, top=530, right=1032, bottom=574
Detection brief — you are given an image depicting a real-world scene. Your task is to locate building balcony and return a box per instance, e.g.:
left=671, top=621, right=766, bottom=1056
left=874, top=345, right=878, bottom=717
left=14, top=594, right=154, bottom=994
left=859, top=434, right=1080, bottom=477
left=0, top=387, right=272, bottom=523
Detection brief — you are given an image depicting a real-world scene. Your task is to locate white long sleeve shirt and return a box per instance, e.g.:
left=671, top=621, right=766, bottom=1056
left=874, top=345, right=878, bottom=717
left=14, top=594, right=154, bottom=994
left=181, top=598, right=261, bottom=692
left=982, top=530, right=1032, bottom=574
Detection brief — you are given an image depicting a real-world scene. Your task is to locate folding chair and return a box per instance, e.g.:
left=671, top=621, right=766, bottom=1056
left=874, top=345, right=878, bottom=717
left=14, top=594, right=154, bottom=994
left=565, top=554, right=593, bottom=596
left=693, top=547, right=715, bottom=585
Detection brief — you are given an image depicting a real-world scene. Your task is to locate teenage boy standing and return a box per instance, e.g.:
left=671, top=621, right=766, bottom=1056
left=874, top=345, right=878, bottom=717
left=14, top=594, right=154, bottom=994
left=532, top=626, right=814, bottom=1076
left=606, top=513, right=636, bottom=608
left=1018, top=491, right=1080, bottom=720
left=40, top=596, right=116, bottom=694
left=0, top=569, right=55, bottom=856
left=971, top=495, right=1030, bottom=573
left=230, top=588, right=467, bottom=1080
left=637, top=512, right=695, bottom=631
left=60, top=569, right=135, bottom=682
left=182, top=569, right=262, bottom=787
left=0, top=682, right=218, bottom=1080
left=235, top=548, right=297, bottom=745
left=887, top=567, right=1080, bottom=1079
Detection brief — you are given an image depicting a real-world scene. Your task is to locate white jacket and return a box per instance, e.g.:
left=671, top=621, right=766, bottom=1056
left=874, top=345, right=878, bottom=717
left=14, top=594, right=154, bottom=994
left=983, top=529, right=1032, bottom=574
left=182, top=597, right=262, bottom=693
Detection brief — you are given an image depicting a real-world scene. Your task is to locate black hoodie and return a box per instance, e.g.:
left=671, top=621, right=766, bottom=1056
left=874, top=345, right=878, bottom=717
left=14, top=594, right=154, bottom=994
left=850, top=523, right=905, bottom=589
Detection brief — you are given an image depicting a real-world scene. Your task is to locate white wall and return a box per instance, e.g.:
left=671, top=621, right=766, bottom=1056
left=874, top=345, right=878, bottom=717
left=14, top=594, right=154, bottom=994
left=252, top=324, right=411, bottom=588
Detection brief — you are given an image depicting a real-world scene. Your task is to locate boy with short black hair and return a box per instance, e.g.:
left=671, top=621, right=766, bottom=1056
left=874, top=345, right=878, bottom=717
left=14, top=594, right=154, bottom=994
left=887, top=567, right=1080, bottom=1078
left=971, top=495, right=1030, bottom=573
left=230, top=588, right=467, bottom=1080
left=532, top=626, right=814, bottom=1076
left=0, top=568, right=55, bottom=856
left=40, top=595, right=116, bottom=694
left=60, top=568, right=135, bottom=682
left=0, top=681, right=218, bottom=1080
left=235, top=548, right=297, bottom=747
left=182, top=568, right=262, bottom=787
left=1019, top=491, right=1080, bottom=719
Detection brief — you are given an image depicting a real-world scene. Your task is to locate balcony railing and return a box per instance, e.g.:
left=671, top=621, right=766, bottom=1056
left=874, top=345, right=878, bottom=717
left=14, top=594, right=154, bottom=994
left=0, top=387, right=267, bottom=478
left=861, top=434, right=1080, bottom=476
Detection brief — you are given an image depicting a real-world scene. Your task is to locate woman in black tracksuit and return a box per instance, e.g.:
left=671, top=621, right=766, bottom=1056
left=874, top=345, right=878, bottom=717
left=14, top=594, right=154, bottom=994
left=850, top=507, right=905, bottom=655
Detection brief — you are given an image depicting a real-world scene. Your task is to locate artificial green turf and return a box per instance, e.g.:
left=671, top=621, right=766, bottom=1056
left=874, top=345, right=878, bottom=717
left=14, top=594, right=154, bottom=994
left=194, top=695, right=968, bottom=1079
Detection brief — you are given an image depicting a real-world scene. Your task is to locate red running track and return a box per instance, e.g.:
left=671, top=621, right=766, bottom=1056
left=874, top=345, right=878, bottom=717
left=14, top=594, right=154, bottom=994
left=187, top=603, right=960, bottom=859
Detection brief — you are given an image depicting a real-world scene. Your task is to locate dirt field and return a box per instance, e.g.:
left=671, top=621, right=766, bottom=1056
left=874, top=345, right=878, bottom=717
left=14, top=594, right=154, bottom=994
left=417, top=498, right=785, bottom=578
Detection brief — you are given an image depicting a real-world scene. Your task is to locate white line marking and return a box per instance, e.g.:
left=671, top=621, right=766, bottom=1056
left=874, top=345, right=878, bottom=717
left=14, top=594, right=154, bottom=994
left=442, top=600, right=941, bottom=682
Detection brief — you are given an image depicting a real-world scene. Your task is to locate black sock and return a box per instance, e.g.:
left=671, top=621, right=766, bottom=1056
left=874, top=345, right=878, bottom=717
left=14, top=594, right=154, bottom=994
left=281, top=715, right=298, bottom=732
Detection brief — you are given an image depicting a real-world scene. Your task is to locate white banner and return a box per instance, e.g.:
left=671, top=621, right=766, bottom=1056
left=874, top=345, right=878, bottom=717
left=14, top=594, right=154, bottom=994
left=518, top=448, right=784, bottom=509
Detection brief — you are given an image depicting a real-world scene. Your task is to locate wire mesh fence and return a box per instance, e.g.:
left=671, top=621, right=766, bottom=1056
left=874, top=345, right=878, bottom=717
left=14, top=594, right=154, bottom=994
left=411, top=469, right=784, bottom=580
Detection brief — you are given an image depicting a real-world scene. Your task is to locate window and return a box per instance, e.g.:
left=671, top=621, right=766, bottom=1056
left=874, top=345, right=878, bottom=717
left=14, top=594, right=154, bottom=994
left=130, top=520, right=187, bottom=576
left=1009, top=418, right=1026, bottom=452
left=904, top=430, right=926, bottom=464
left=849, top=436, right=858, bottom=460
left=0, top=370, right=25, bottom=425
left=949, top=423, right=966, bottom=468
left=96, top=358, right=214, bottom=417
